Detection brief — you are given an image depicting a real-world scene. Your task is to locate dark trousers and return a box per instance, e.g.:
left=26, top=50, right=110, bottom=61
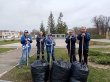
left=68, top=49, right=76, bottom=63
left=78, top=50, right=88, bottom=64
left=47, top=50, right=55, bottom=63
left=37, top=47, right=44, bottom=56
left=37, top=46, right=44, bottom=59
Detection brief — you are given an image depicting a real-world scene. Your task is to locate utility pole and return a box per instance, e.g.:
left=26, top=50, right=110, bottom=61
left=48, top=26, right=50, bottom=34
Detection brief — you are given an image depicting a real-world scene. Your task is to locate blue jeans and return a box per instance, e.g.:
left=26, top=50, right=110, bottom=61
left=19, top=48, right=31, bottom=67
left=47, top=50, right=55, bottom=63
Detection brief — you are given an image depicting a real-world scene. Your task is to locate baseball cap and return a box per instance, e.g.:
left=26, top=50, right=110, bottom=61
left=24, top=30, right=28, bottom=33
left=48, top=33, right=52, bottom=36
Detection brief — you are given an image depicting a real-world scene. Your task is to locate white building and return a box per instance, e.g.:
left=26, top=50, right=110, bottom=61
left=0, top=30, right=20, bottom=39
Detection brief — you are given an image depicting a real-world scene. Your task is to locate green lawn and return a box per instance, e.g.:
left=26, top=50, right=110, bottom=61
left=0, top=48, right=110, bottom=82
left=0, top=40, right=20, bottom=45
left=90, top=48, right=110, bottom=53
left=88, top=67, right=110, bottom=82
left=0, top=48, right=15, bottom=53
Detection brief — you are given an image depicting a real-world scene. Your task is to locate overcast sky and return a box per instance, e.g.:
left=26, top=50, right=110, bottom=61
left=0, top=0, right=110, bottom=31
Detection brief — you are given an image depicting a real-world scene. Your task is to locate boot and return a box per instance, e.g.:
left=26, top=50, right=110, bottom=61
left=37, top=56, right=40, bottom=60
left=42, top=56, right=45, bottom=60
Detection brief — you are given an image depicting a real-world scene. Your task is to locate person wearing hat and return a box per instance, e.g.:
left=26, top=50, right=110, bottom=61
left=65, top=31, right=76, bottom=63
left=36, top=31, right=45, bottom=60
left=19, top=30, right=32, bottom=68
left=45, top=33, right=56, bottom=63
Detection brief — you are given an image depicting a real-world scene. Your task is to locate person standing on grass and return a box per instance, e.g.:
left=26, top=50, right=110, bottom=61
left=36, top=31, right=45, bottom=60
left=19, top=30, right=32, bottom=68
left=77, top=26, right=91, bottom=64
left=65, top=31, right=77, bottom=63
left=45, top=33, right=56, bottom=63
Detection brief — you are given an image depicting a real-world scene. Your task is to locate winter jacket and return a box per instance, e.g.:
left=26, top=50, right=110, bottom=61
left=77, top=33, right=90, bottom=50
left=36, top=36, right=45, bottom=48
left=65, top=35, right=76, bottom=50
left=45, top=38, right=56, bottom=52
left=21, top=35, right=32, bottom=50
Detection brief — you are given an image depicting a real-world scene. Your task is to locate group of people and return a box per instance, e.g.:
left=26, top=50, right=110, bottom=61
left=66, top=27, right=90, bottom=64
left=36, top=32, right=56, bottom=63
left=18, top=26, right=90, bottom=68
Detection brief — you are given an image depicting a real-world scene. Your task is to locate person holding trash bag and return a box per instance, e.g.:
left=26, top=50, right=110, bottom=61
left=65, top=31, right=77, bottom=63
left=77, top=26, right=90, bottom=64
left=36, top=31, right=45, bottom=60
left=19, top=30, right=32, bottom=68
left=45, top=33, right=56, bottom=63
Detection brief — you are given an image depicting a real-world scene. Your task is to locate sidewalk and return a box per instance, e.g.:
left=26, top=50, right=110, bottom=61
left=0, top=48, right=36, bottom=77
left=0, top=80, right=13, bottom=82
left=91, top=39, right=110, bottom=43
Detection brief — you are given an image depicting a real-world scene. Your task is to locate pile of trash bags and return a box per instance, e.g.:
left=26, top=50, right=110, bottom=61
left=70, top=61, right=89, bottom=82
left=31, top=60, right=89, bottom=82
left=31, top=60, right=49, bottom=82
left=50, top=60, right=71, bottom=82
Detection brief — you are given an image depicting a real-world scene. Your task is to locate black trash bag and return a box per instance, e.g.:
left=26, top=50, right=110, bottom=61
left=50, top=60, right=71, bottom=82
left=70, top=61, right=89, bottom=82
left=70, top=77, right=81, bottom=82
left=31, top=60, right=49, bottom=82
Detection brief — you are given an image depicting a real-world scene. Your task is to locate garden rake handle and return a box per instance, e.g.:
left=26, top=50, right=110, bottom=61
left=50, top=40, right=53, bottom=65
left=26, top=41, right=29, bottom=66
left=40, top=41, right=42, bottom=57
left=70, top=37, right=72, bottom=62
left=82, top=36, right=84, bottom=62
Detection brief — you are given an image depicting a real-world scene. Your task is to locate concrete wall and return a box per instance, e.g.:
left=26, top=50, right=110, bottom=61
left=46, top=34, right=65, bottom=39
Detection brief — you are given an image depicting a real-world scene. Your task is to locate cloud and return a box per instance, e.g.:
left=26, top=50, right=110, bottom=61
left=0, top=0, right=110, bottom=31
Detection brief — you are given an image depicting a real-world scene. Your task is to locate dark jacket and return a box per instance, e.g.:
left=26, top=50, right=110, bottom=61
left=65, top=35, right=76, bottom=50
left=77, top=33, right=90, bottom=50
left=36, top=36, right=45, bottom=48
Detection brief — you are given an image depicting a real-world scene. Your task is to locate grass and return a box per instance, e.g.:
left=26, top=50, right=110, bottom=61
left=88, top=50, right=110, bottom=64
left=88, top=67, right=110, bottom=82
left=0, top=40, right=20, bottom=45
left=91, top=34, right=105, bottom=39
left=89, top=41, right=110, bottom=46
left=0, top=48, right=110, bottom=82
left=90, top=48, right=110, bottom=53
left=0, top=48, right=15, bottom=53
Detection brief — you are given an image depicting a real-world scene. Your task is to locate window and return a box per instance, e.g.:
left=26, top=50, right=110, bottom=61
left=52, top=35, right=55, bottom=37
left=57, top=35, right=60, bottom=37
left=62, top=35, right=64, bottom=37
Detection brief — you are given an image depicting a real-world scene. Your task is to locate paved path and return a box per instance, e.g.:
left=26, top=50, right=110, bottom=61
left=0, top=40, right=37, bottom=48
left=91, top=39, right=110, bottom=43
left=0, top=40, right=37, bottom=80
left=0, top=80, right=13, bottom=82
left=0, top=48, right=36, bottom=78
left=0, top=39, right=68, bottom=48
left=1, top=39, right=110, bottom=49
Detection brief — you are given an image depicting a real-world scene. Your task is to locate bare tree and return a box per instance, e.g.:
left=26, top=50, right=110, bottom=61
left=31, top=29, right=39, bottom=36
left=92, top=15, right=110, bottom=35
left=73, top=27, right=81, bottom=35
left=87, top=27, right=97, bottom=35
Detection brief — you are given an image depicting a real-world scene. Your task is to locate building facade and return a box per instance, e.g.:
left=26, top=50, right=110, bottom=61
left=0, top=30, right=20, bottom=39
